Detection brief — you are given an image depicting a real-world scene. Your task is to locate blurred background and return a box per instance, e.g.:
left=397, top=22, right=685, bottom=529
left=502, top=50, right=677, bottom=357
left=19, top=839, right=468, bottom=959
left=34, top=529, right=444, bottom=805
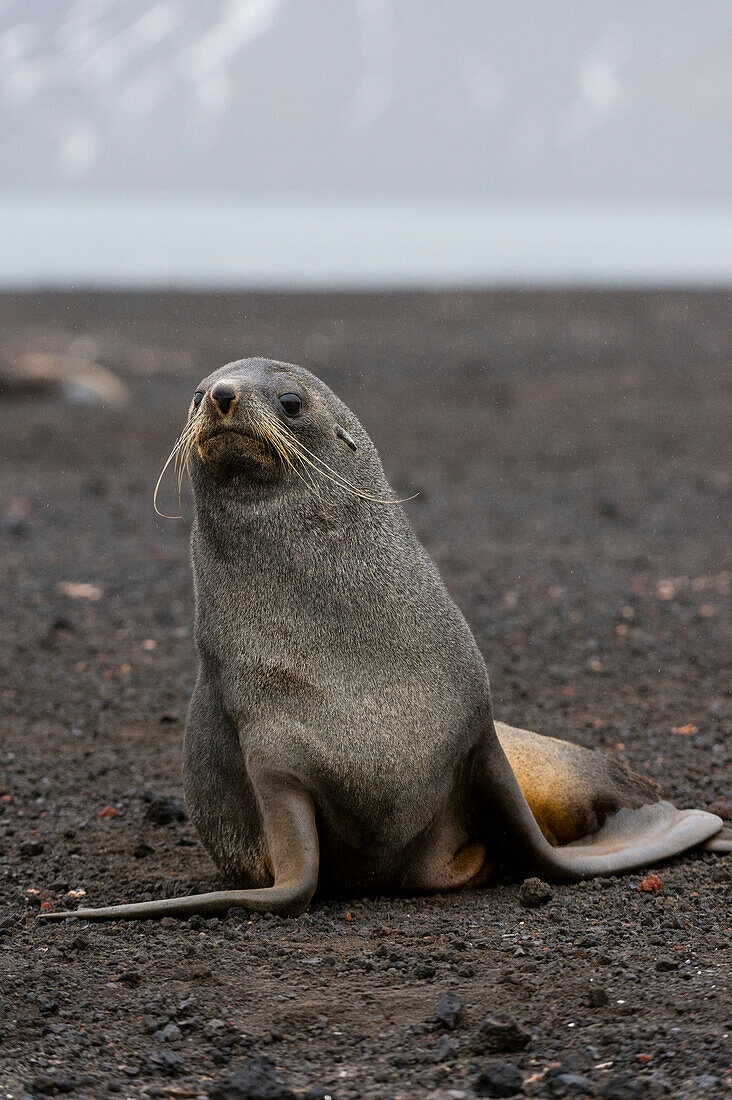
left=1, top=0, right=731, bottom=286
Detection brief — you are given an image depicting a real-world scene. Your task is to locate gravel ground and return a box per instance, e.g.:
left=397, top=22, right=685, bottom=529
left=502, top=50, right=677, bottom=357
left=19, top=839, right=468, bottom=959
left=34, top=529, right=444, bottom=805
left=0, top=290, right=730, bottom=1099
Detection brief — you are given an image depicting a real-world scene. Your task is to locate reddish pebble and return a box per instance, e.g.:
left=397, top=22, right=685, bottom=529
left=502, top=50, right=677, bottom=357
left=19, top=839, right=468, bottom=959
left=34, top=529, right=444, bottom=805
left=637, top=874, right=662, bottom=894
left=637, top=1053, right=651, bottom=1064
left=98, top=805, right=119, bottom=819
left=40, top=901, right=52, bottom=911
left=346, top=912, right=352, bottom=921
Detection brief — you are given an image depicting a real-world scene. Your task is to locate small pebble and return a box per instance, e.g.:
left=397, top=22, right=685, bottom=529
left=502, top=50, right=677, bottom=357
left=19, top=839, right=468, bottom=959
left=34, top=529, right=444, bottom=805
left=655, top=957, right=679, bottom=972
left=554, top=1073, right=595, bottom=1096
left=520, top=877, right=553, bottom=907
left=144, top=795, right=187, bottom=826
left=473, top=1060, right=523, bottom=1097
left=207, top=1055, right=295, bottom=1099
left=435, top=991, right=464, bottom=1030
left=20, top=840, right=44, bottom=858
left=144, top=1051, right=183, bottom=1077
left=473, top=1015, right=530, bottom=1054
left=154, top=1022, right=181, bottom=1042
left=600, top=1073, right=644, bottom=1099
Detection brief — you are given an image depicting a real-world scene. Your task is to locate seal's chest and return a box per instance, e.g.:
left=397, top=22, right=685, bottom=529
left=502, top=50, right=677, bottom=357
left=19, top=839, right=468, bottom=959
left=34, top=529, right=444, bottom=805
left=263, top=699, right=456, bottom=847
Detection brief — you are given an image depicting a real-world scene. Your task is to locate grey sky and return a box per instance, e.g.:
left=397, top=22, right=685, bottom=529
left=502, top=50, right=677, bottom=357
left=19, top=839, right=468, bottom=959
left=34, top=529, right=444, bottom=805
left=2, top=0, right=731, bottom=202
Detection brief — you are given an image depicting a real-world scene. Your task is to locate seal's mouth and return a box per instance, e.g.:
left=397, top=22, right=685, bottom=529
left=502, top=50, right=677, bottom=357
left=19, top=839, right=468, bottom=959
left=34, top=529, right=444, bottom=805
left=197, top=425, right=249, bottom=447
left=195, top=416, right=280, bottom=465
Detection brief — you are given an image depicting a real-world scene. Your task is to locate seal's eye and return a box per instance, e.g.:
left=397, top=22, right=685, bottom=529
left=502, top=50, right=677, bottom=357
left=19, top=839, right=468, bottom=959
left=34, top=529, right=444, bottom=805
left=279, top=393, right=302, bottom=417
left=193, top=390, right=204, bottom=407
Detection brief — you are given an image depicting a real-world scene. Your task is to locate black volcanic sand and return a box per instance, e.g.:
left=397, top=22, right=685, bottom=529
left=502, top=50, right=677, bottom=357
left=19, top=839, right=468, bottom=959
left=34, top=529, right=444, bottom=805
left=0, top=291, right=730, bottom=1100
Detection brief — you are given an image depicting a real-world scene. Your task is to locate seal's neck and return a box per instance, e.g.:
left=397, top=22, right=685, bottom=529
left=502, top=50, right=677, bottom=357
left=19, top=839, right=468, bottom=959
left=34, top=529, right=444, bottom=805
left=192, top=470, right=409, bottom=566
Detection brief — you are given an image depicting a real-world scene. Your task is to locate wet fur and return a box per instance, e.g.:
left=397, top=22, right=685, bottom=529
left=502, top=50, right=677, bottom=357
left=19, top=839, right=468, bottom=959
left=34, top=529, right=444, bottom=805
left=182, top=360, right=720, bottom=890
left=40, top=357, right=726, bottom=921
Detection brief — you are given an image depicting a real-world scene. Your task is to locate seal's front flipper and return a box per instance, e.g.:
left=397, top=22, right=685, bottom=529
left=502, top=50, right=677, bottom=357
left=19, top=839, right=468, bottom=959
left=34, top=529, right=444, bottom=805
left=476, top=730, right=724, bottom=882
left=40, top=775, right=319, bottom=921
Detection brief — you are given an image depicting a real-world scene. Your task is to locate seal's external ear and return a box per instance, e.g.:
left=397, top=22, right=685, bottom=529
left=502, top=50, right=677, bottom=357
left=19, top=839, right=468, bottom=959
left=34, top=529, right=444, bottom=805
left=335, top=424, right=357, bottom=451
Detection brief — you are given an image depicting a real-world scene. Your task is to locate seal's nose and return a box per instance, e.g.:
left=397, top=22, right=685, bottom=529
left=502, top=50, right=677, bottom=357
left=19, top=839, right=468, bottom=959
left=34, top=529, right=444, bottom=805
left=210, top=383, right=237, bottom=417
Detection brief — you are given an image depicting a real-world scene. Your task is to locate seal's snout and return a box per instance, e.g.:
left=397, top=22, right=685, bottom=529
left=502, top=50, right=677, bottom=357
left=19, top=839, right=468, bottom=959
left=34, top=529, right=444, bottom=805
left=210, top=382, right=238, bottom=417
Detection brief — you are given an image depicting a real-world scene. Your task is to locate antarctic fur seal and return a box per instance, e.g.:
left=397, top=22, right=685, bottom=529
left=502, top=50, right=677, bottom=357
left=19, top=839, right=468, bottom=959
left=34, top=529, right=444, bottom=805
left=43, top=358, right=729, bottom=920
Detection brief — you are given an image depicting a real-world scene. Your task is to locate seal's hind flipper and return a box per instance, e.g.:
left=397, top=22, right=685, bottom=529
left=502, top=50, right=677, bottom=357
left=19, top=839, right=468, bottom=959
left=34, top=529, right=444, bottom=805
left=702, top=824, right=732, bottom=854
left=556, top=801, right=723, bottom=875
left=495, top=721, right=661, bottom=846
left=477, top=727, right=725, bottom=882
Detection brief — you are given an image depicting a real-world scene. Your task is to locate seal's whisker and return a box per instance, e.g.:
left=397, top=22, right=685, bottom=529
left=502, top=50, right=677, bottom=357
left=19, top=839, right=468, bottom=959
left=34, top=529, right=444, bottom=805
left=265, top=414, right=416, bottom=505
left=177, top=426, right=197, bottom=497
left=261, top=412, right=369, bottom=502
left=257, top=411, right=324, bottom=502
left=286, top=447, right=326, bottom=502
left=262, top=416, right=324, bottom=499
left=154, top=419, right=198, bottom=519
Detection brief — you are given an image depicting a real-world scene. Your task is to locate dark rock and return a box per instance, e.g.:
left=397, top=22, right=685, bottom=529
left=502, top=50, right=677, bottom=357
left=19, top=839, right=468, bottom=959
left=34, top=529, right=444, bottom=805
left=474, top=1061, right=523, bottom=1097
left=144, top=795, right=187, bottom=826
left=551, top=1074, right=595, bottom=1097
left=207, top=1055, right=295, bottom=1099
left=145, top=1051, right=183, bottom=1077
left=115, top=970, right=142, bottom=988
left=154, top=1022, right=181, bottom=1042
left=226, top=907, right=251, bottom=921
left=706, top=800, right=731, bottom=820
left=416, top=964, right=437, bottom=979
left=588, top=986, right=609, bottom=1007
left=684, top=1075, right=718, bottom=1093
left=601, top=1075, right=644, bottom=1099
left=28, top=1073, right=77, bottom=1095
left=473, top=1015, right=530, bottom=1054
left=303, top=1089, right=337, bottom=1100
left=133, top=841, right=154, bottom=859
left=655, top=958, right=679, bottom=972
left=428, top=1036, right=459, bottom=1063
left=519, top=877, right=553, bottom=907
left=435, top=991, right=464, bottom=1030
left=20, top=840, right=44, bottom=858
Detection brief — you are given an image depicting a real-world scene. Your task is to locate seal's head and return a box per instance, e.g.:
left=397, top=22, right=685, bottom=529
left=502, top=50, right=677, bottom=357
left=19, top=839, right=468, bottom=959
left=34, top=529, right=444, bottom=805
left=154, top=358, right=401, bottom=518
left=191, top=357, right=359, bottom=480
